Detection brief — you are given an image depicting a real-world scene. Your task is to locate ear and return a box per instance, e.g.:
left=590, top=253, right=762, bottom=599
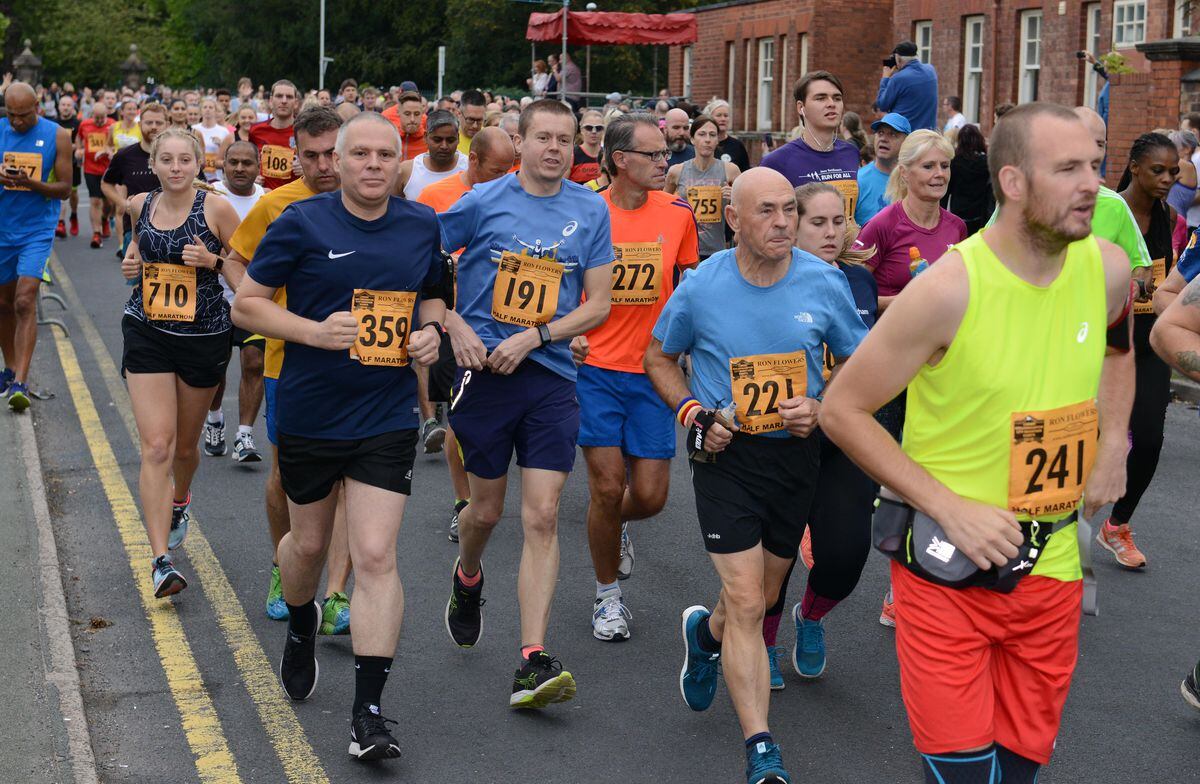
left=996, top=164, right=1025, bottom=204
left=725, top=203, right=739, bottom=234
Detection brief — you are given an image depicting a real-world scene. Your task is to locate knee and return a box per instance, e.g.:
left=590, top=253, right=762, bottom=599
left=723, top=582, right=766, bottom=623
left=466, top=499, right=504, bottom=529
left=351, top=546, right=396, bottom=579
left=291, top=532, right=329, bottom=562
left=142, top=436, right=175, bottom=467
left=13, top=292, right=36, bottom=319
left=588, top=473, right=625, bottom=510
left=631, top=484, right=668, bottom=517
left=241, top=350, right=264, bottom=376
left=174, top=440, right=199, bottom=464
left=523, top=500, right=559, bottom=539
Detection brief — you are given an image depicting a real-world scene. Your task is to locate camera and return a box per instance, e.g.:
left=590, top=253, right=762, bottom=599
left=1075, top=51, right=1087, bottom=59
left=883, top=56, right=897, bottom=68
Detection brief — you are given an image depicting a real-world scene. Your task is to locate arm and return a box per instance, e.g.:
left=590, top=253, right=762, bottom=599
left=644, top=337, right=733, bottom=452
left=1153, top=267, right=1187, bottom=314
left=1151, top=275, right=1200, bottom=381
left=393, top=161, right=413, bottom=197
left=407, top=297, right=449, bottom=367
left=232, top=276, right=357, bottom=350
left=0, top=126, right=72, bottom=198
left=120, top=194, right=149, bottom=280
left=100, top=169, right=126, bottom=212
left=875, top=73, right=898, bottom=112
left=665, top=164, right=680, bottom=194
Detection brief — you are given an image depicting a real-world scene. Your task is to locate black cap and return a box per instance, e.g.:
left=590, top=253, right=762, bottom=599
left=893, top=41, right=918, bottom=57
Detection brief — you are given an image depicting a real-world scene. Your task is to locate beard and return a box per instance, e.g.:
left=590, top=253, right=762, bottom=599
left=1020, top=197, right=1092, bottom=256
left=669, top=137, right=688, bottom=153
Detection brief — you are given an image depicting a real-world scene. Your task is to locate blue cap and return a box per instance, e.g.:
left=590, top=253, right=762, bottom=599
left=871, top=112, right=912, bottom=134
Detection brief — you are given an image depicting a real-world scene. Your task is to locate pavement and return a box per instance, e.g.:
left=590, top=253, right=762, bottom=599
left=7, top=223, right=1200, bottom=783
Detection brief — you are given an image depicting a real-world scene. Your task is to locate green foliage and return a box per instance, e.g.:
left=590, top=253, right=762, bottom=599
left=1100, top=51, right=1137, bottom=76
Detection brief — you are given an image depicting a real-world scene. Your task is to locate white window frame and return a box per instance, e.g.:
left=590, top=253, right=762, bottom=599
left=779, top=35, right=789, bottom=130
left=962, top=16, right=985, bottom=123
left=682, top=46, right=693, bottom=99
left=1019, top=10, right=1042, bottom=103
left=1084, top=3, right=1103, bottom=109
left=744, top=39, right=752, bottom=132
left=1113, top=0, right=1147, bottom=48
left=800, top=33, right=809, bottom=78
left=726, top=42, right=736, bottom=109
left=757, top=38, right=775, bottom=131
left=914, top=21, right=933, bottom=68
left=1175, top=0, right=1192, bottom=37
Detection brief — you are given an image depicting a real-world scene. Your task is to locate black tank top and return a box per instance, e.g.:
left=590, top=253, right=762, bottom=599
left=1131, top=198, right=1175, bottom=355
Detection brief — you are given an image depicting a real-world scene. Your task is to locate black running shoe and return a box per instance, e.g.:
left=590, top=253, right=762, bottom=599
left=279, top=602, right=320, bottom=701
left=509, top=650, right=577, bottom=709
left=348, top=704, right=401, bottom=761
left=444, top=558, right=484, bottom=648
left=1183, top=660, right=1200, bottom=712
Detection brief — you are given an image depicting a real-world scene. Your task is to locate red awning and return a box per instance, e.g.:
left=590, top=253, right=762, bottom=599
left=525, top=9, right=697, bottom=47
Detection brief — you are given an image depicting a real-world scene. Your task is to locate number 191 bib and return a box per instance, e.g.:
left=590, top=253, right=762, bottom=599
left=729, top=350, right=808, bottom=435
left=1008, top=400, right=1098, bottom=517
left=350, top=289, right=417, bottom=366
left=142, top=263, right=197, bottom=322
left=492, top=251, right=562, bottom=326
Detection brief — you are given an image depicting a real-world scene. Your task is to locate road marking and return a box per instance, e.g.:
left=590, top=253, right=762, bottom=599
left=48, top=254, right=331, bottom=784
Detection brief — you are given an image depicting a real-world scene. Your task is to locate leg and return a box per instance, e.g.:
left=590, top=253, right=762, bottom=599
left=237, top=344, right=265, bottom=427
left=517, top=467, right=568, bottom=647
left=89, top=197, right=103, bottom=235
left=344, top=479, right=406, bottom=655
left=456, top=473, right=508, bottom=574
left=267, top=445, right=292, bottom=556
left=326, top=485, right=353, bottom=595
left=209, top=375, right=226, bottom=415
left=802, top=441, right=874, bottom=613
left=1111, top=351, right=1172, bottom=524
left=0, top=281, right=15, bottom=371
left=415, top=364, right=435, bottom=421
left=706, top=547, right=772, bottom=739
left=443, top=426, right=471, bottom=502
left=172, top=376, right=218, bottom=502
left=584, top=446, right=628, bottom=585
left=623, top=457, right=670, bottom=521
left=126, top=373, right=180, bottom=556
left=278, top=490, right=338, bottom=606
left=10, top=277, right=40, bottom=382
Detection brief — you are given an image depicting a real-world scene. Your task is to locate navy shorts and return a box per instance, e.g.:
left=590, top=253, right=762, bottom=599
left=448, top=360, right=579, bottom=480
left=576, top=363, right=675, bottom=459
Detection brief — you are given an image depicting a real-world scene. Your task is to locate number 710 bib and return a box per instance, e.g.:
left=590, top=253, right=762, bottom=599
left=1008, top=400, right=1098, bottom=517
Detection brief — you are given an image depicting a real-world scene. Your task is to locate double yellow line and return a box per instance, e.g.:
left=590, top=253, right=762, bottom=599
left=49, top=255, right=330, bottom=784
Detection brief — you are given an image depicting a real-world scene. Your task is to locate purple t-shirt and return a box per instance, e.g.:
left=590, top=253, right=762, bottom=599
left=854, top=201, right=967, bottom=296
left=760, top=138, right=862, bottom=220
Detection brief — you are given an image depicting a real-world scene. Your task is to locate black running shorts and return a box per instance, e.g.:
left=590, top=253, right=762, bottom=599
left=276, top=428, right=418, bottom=505
left=121, top=315, right=231, bottom=389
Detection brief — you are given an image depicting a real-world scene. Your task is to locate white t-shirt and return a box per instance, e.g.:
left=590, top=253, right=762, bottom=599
left=403, top=152, right=468, bottom=201
left=1190, top=150, right=1200, bottom=228
left=943, top=113, right=967, bottom=133
left=213, top=182, right=265, bottom=302
left=193, top=123, right=231, bottom=182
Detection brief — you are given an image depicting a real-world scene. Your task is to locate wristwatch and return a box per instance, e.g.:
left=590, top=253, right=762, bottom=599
left=214, top=255, right=224, bottom=272
left=537, top=323, right=553, bottom=347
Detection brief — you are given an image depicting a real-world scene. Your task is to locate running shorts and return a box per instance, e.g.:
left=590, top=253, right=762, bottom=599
left=231, top=326, right=266, bottom=352
left=891, top=562, right=1082, bottom=765
left=121, top=315, right=231, bottom=389
left=427, top=334, right=456, bottom=404
left=84, top=172, right=104, bottom=198
left=264, top=376, right=278, bottom=445
left=0, top=235, right=53, bottom=285
left=576, top=363, right=674, bottom=459
left=276, top=428, right=417, bottom=505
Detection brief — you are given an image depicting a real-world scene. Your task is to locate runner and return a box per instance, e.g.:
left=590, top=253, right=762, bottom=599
left=77, top=99, right=115, bottom=248
left=249, top=80, right=300, bottom=191
left=664, top=108, right=695, bottom=167
left=568, top=109, right=603, bottom=185
left=218, top=105, right=257, bottom=160
left=457, top=90, right=486, bottom=155
left=704, top=99, right=751, bottom=173
left=168, top=98, right=190, bottom=131
left=644, top=167, right=866, bottom=784
left=438, top=98, right=614, bottom=708
left=208, top=140, right=266, bottom=462
left=112, top=99, right=143, bottom=150
left=0, top=83, right=73, bottom=410
left=118, top=128, right=243, bottom=597
left=102, top=103, right=167, bottom=262
left=668, top=114, right=740, bottom=261
left=820, top=102, right=1133, bottom=784
left=193, top=97, right=230, bottom=184
left=854, top=112, right=909, bottom=226
left=53, top=94, right=82, bottom=239
left=396, top=110, right=466, bottom=201
left=381, top=91, right=427, bottom=161
left=232, top=110, right=448, bottom=760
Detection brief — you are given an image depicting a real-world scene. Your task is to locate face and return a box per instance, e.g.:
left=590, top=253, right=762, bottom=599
left=664, top=113, right=691, bottom=150
left=271, top=85, right=297, bottom=120
left=153, top=137, right=200, bottom=189
left=92, top=101, right=110, bottom=122
left=693, top=122, right=719, bottom=157
left=139, top=111, right=166, bottom=143
left=399, top=100, right=423, bottom=134
left=336, top=122, right=400, bottom=203
left=317, top=90, right=331, bottom=106
left=5, top=93, right=38, bottom=134
left=461, top=104, right=485, bottom=139
left=516, top=111, right=575, bottom=182
left=297, top=129, right=340, bottom=192
left=711, top=105, right=730, bottom=133
left=475, top=147, right=515, bottom=183
left=186, top=105, right=202, bottom=125
left=121, top=101, right=138, bottom=123
left=103, top=91, right=117, bottom=110
left=795, top=192, right=846, bottom=263
left=730, top=179, right=798, bottom=263
left=1132, top=146, right=1181, bottom=202
left=580, top=114, right=603, bottom=147
left=58, top=97, right=76, bottom=120
left=201, top=100, right=218, bottom=123
left=426, top=124, right=460, bottom=166
left=798, top=80, right=844, bottom=132
left=903, top=146, right=951, bottom=201
left=1017, top=117, right=1102, bottom=246
left=342, top=85, right=358, bottom=104
left=224, top=145, right=259, bottom=191
left=238, top=107, right=257, bottom=128
left=170, top=101, right=187, bottom=125
left=217, top=94, right=231, bottom=114
left=616, top=124, right=669, bottom=191
left=873, top=126, right=905, bottom=163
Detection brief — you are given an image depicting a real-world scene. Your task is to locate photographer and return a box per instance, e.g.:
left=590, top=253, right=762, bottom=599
left=876, top=41, right=938, bottom=131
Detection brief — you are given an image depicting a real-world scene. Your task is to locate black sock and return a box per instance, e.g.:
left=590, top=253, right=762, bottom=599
left=921, top=747, right=998, bottom=784
left=995, top=745, right=1039, bottom=784
left=697, top=614, right=721, bottom=653
left=745, top=732, right=773, bottom=751
left=353, top=655, right=393, bottom=714
left=286, top=598, right=318, bottom=638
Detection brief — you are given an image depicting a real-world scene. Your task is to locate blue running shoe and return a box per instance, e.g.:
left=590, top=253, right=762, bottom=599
left=0, top=368, right=13, bottom=396
left=168, top=494, right=191, bottom=550
left=792, top=606, right=826, bottom=679
left=7, top=381, right=30, bottom=412
left=266, top=564, right=289, bottom=620
left=679, top=605, right=721, bottom=711
left=151, top=555, right=187, bottom=598
left=767, top=645, right=785, bottom=691
left=745, top=741, right=790, bottom=784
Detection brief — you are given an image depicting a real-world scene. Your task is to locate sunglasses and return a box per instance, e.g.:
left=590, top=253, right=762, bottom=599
left=581, top=125, right=604, bottom=133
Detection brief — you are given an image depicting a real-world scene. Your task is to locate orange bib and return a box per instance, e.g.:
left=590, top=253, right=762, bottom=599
left=729, top=350, right=808, bottom=435
left=349, top=289, right=417, bottom=366
left=1008, top=400, right=1098, bottom=517
left=2, top=152, right=41, bottom=191
left=610, top=243, right=663, bottom=306
left=142, top=264, right=197, bottom=322
left=492, top=251, right=562, bottom=326
left=686, top=185, right=722, bottom=224
left=260, top=144, right=293, bottom=180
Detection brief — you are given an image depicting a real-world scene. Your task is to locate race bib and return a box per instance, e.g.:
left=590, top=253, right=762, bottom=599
left=349, top=289, right=417, bottom=366
left=260, top=144, right=293, bottom=180
left=729, top=350, right=808, bottom=435
left=142, top=263, right=197, bottom=322
left=86, top=132, right=109, bottom=154
left=610, top=243, right=662, bottom=306
left=492, top=251, right=562, bottom=326
left=820, top=343, right=836, bottom=382
left=686, top=185, right=722, bottom=224
left=1008, top=400, right=1099, bottom=518
left=1134, top=258, right=1166, bottom=315
left=2, top=152, right=42, bottom=191
left=830, top=179, right=859, bottom=223
left=204, top=152, right=218, bottom=174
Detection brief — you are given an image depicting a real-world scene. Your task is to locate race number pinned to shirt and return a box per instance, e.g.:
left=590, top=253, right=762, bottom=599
left=492, top=251, right=562, bottom=326
left=86, top=133, right=109, bottom=155
left=1134, top=258, right=1166, bottom=315
left=260, top=144, right=293, bottom=181
left=1008, top=400, right=1098, bottom=518
left=686, top=185, right=722, bottom=224
left=142, top=263, right=197, bottom=322
left=610, top=243, right=662, bottom=306
left=830, top=180, right=859, bottom=223
left=204, top=152, right=218, bottom=174
left=2, top=152, right=42, bottom=191
left=349, top=289, right=417, bottom=366
left=728, top=350, right=808, bottom=435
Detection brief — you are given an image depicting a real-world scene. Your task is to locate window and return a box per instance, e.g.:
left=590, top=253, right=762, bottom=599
left=779, top=35, right=789, bottom=130
left=1019, top=10, right=1042, bottom=103
left=726, top=42, right=736, bottom=105
left=800, top=33, right=809, bottom=78
left=914, top=21, right=933, bottom=67
left=1084, top=3, right=1103, bottom=108
left=757, top=38, right=774, bottom=130
left=1113, top=0, right=1147, bottom=47
left=962, top=16, right=985, bottom=123
left=1175, top=0, right=1193, bottom=37
left=744, top=39, right=752, bottom=132
left=683, top=46, right=693, bottom=99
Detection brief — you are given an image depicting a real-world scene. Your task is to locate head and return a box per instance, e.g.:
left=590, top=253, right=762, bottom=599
left=871, top=114, right=910, bottom=166
left=994, top=103, right=1015, bottom=125
left=215, top=89, right=231, bottom=114
left=185, top=104, right=201, bottom=126
left=149, top=128, right=204, bottom=189
left=1072, top=105, right=1107, bottom=157
left=944, top=95, right=962, bottom=115
left=1171, top=129, right=1199, bottom=159
left=236, top=77, right=252, bottom=96
left=339, top=79, right=359, bottom=104
left=270, top=80, right=299, bottom=121
left=236, top=105, right=257, bottom=130
left=337, top=102, right=360, bottom=122
left=1183, top=112, right=1200, bottom=134
left=425, top=110, right=461, bottom=167
left=705, top=99, right=732, bottom=135
left=90, top=97, right=111, bottom=122
left=728, top=168, right=798, bottom=263
left=138, top=103, right=168, bottom=144
left=1119, top=132, right=1180, bottom=201
left=794, top=71, right=845, bottom=133
left=534, top=59, right=547, bottom=75
left=516, top=99, right=577, bottom=184
left=334, top=112, right=401, bottom=205
left=467, top=126, right=516, bottom=185
left=664, top=108, right=692, bottom=152
left=794, top=182, right=848, bottom=263
left=954, top=123, right=987, bottom=159
left=58, top=94, right=77, bottom=121
left=169, top=98, right=188, bottom=125
left=3, top=83, right=38, bottom=134
left=316, top=89, right=332, bottom=106
left=892, top=41, right=919, bottom=69
left=991, top=102, right=1102, bottom=250
left=119, top=98, right=138, bottom=124
left=294, top=106, right=344, bottom=192
left=579, top=109, right=604, bottom=147
left=885, top=129, right=954, bottom=204
left=223, top=140, right=259, bottom=193
left=654, top=100, right=671, bottom=119
left=398, top=92, right=424, bottom=134
left=460, top=90, right=486, bottom=139
left=498, top=112, right=520, bottom=152
left=102, top=90, right=117, bottom=110
left=604, top=113, right=669, bottom=191
left=193, top=97, right=214, bottom=123
left=690, top=115, right=720, bottom=158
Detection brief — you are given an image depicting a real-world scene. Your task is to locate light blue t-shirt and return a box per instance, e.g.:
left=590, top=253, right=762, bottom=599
left=652, top=247, right=868, bottom=438
left=438, top=173, right=614, bottom=382
left=855, top=163, right=890, bottom=226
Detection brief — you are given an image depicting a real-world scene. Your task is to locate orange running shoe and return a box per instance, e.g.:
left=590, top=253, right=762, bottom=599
left=1096, top=518, right=1147, bottom=569
left=800, top=525, right=814, bottom=569
left=879, top=587, right=896, bottom=628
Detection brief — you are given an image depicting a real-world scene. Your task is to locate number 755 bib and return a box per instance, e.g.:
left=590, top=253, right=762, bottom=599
left=1008, top=400, right=1098, bottom=517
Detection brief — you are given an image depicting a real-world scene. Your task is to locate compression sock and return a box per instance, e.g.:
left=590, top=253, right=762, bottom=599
left=800, top=584, right=841, bottom=622
left=353, top=655, right=392, bottom=715
left=521, top=644, right=544, bottom=660
left=762, top=610, right=782, bottom=647
left=286, top=598, right=319, bottom=638
left=697, top=614, right=721, bottom=653
left=995, top=745, right=1040, bottom=784
left=920, top=747, right=999, bottom=784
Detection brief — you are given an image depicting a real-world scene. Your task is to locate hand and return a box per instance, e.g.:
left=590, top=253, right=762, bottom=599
left=447, top=317, right=487, bottom=370
left=882, top=65, right=895, bottom=79
left=121, top=245, right=143, bottom=280
left=407, top=325, right=442, bottom=367
left=720, top=183, right=732, bottom=204
left=290, top=156, right=302, bottom=178
left=570, top=335, right=589, bottom=365
left=685, top=407, right=736, bottom=453
left=934, top=496, right=1023, bottom=570
left=0, top=168, right=30, bottom=189
left=309, top=311, right=359, bottom=350
left=487, top=328, right=539, bottom=375
left=181, top=236, right=218, bottom=269
left=1083, top=439, right=1127, bottom=519
left=778, top=396, right=820, bottom=438
left=1132, top=266, right=1154, bottom=301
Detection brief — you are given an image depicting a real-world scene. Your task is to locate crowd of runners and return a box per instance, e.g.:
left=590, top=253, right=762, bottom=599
left=4, top=44, right=1200, bottom=783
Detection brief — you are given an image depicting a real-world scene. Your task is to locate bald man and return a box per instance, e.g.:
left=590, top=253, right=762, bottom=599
left=644, top=166, right=867, bottom=784
left=664, top=108, right=695, bottom=168
left=0, top=82, right=74, bottom=410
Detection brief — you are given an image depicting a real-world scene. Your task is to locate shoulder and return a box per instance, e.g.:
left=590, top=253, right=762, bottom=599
left=1096, top=236, right=1133, bottom=277
left=941, top=209, right=968, bottom=234
left=391, top=194, right=437, bottom=223
left=130, top=190, right=152, bottom=211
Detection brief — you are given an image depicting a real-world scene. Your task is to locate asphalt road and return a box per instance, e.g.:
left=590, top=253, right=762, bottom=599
left=23, top=220, right=1200, bottom=783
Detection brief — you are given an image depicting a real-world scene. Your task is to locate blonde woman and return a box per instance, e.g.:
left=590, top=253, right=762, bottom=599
left=119, top=128, right=243, bottom=597
left=702, top=98, right=750, bottom=171
left=192, top=97, right=230, bottom=182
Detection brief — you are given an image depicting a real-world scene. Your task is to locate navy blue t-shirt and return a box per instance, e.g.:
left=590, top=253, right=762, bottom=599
left=247, top=192, right=443, bottom=440
left=837, top=260, right=877, bottom=329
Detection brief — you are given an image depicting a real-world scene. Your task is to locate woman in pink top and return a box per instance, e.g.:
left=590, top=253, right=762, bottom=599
left=854, top=130, right=966, bottom=312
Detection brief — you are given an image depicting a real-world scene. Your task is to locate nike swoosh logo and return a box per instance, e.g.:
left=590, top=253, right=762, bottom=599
left=328, top=250, right=356, bottom=259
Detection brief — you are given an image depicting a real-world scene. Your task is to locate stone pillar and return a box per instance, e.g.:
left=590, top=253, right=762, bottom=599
left=120, top=44, right=148, bottom=91
left=12, top=39, right=42, bottom=85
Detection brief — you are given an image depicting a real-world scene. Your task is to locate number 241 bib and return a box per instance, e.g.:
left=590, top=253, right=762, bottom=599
left=1008, top=400, right=1098, bottom=518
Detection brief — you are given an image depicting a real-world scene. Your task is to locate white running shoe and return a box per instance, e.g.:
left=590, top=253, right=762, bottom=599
left=617, top=523, right=634, bottom=580
left=592, top=593, right=631, bottom=642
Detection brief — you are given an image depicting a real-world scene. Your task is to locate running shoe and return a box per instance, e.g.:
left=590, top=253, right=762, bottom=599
left=348, top=704, right=401, bottom=761
left=617, top=522, right=634, bottom=580
left=679, top=605, right=721, bottom=711
left=168, top=494, right=190, bottom=550
left=203, top=419, right=227, bottom=456
left=232, top=431, right=262, bottom=463
left=745, top=740, right=791, bottom=784
left=879, top=588, right=896, bottom=628
left=792, top=609, right=826, bottom=679
left=320, top=591, right=351, bottom=635
left=69, top=214, right=79, bottom=236
left=7, top=382, right=30, bottom=412
left=420, top=417, right=446, bottom=454
left=265, top=564, right=289, bottom=620
left=448, top=499, right=468, bottom=543
left=279, top=601, right=320, bottom=701
left=101, top=219, right=111, bottom=239
left=55, top=220, right=67, bottom=238
left=799, top=525, right=814, bottom=569
left=0, top=368, right=11, bottom=396
left=89, top=232, right=101, bottom=249
left=767, top=645, right=785, bottom=691
left=445, top=558, right=485, bottom=648
left=151, top=554, right=187, bottom=598
left=509, top=650, right=577, bottom=709
left=592, top=593, right=631, bottom=642
left=1096, top=518, right=1147, bottom=569
left=1182, top=661, right=1200, bottom=712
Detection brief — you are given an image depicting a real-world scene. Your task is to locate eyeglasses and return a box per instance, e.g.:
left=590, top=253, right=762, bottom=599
left=581, top=125, right=604, bottom=133
left=622, top=149, right=670, bottom=162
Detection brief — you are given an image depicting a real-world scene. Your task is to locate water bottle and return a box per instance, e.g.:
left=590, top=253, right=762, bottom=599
left=908, top=246, right=928, bottom=277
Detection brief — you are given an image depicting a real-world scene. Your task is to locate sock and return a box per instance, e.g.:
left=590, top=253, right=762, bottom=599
left=762, top=610, right=782, bottom=647
left=595, top=579, right=620, bottom=601
left=921, top=747, right=999, bottom=784
left=0, top=368, right=12, bottom=383
left=173, top=491, right=190, bottom=508
left=745, top=732, right=773, bottom=751
left=697, top=614, right=721, bottom=653
left=456, top=561, right=481, bottom=588
left=995, top=745, right=1039, bottom=784
left=207, top=409, right=224, bottom=425
left=800, top=585, right=840, bottom=622
left=521, top=644, right=544, bottom=660
left=238, top=425, right=253, bottom=436
left=454, top=498, right=469, bottom=512
left=286, top=598, right=319, bottom=638
left=352, top=655, right=393, bottom=714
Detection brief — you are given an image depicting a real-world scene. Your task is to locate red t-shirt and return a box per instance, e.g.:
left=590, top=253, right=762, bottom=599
left=248, top=120, right=297, bottom=190
left=78, top=118, right=115, bottom=176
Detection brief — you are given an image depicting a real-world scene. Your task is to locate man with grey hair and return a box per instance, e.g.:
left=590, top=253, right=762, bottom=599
left=234, top=107, right=450, bottom=762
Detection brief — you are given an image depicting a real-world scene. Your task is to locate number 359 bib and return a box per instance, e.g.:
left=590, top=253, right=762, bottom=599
left=729, top=350, right=808, bottom=435
left=492, top=251, right=562, bottom=327
left=1008, top=400, right=1098, bottom=517
left=350, top=289, right=417, bottom=366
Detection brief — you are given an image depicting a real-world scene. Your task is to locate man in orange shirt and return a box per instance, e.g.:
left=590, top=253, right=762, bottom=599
left=382, top=91, right=427, bottom=161
left=570, top=113, right=699, bottom=641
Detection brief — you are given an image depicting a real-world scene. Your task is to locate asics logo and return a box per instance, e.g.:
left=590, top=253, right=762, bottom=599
left=1077, top=322, right=1089, bottom=343
left=328, top=250, right=356, bottom=259
left=562, top=221, right=578, bottom=237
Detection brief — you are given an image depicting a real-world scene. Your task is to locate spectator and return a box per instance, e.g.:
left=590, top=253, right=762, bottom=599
left=653, top=100, right=671, bottom=120
left=664, top=108, right=695, bottom=166
left=528, top=60, right=551, bottom=97
left=560, top=51, right=583, bottom=106
left=546, top=54, right=560, bottom=96
left=855, top=112, right=910, bottom=226
left=603, top=92, right=622, bottom=113
left=841, top=112, right=868, bottom=152
left=875, top=41, right=939, bottom=130
left=942, top=96, right=966, bottom=133
left=1170, top=130, right=1200, bottom=232
left=941, top=123, right=993, bottom=236
left=993, top=103, right=1015, bottom=127
left=703, top=99, right=749, bottom=172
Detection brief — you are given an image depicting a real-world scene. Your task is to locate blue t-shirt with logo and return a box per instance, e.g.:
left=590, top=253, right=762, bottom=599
left=1177, top=227, right=1200, bottom=282
left=246, top=192, right=444, bottom=440
left=438, top=173, right=613, bottom=382
left=652, top=247, right=868, bottom=438
left=855, top=163, right=890, bottom=226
